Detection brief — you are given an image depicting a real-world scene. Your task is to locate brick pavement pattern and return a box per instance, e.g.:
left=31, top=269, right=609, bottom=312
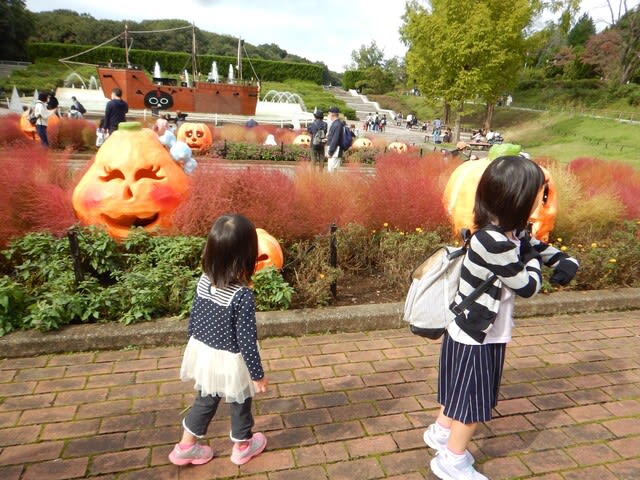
left=0, top=310, right=639, bottom=479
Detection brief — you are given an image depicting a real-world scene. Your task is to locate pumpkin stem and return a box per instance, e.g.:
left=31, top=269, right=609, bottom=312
left=117, top=122, right=142, bottom=131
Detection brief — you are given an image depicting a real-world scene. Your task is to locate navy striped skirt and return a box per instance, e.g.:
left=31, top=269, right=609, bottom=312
left=437, top=332, right=506, bottom=424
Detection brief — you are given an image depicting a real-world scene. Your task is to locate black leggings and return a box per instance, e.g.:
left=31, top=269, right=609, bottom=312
left=183, top=391, right=254, bottom=441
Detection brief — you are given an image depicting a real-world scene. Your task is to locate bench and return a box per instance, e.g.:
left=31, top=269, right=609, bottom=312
left=468, top=142, right=491, bottom=150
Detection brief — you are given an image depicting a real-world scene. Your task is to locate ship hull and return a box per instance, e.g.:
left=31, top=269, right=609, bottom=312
left=97, top=67, right=259, bottom=115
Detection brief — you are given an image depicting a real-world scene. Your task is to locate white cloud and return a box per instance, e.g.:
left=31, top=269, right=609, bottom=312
left=24, top=0, right=409, bottom=71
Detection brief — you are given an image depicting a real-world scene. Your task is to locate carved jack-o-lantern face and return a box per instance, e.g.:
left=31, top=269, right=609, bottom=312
left=256, top=228, right=284, bottom=272
left=72, top=122, right=190, bottom=239
left=443, top=158, right=557, bottom=241
left=176, top=122, right=213, bottom=152
left=388, top=142, right=408, bottom=153
left=293, top=134, right=311, bottom=146
left=353, top=137, right=373, bottom=149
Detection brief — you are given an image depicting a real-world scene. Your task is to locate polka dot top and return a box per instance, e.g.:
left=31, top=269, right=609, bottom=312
left=188, top=274, right=264, bottom=381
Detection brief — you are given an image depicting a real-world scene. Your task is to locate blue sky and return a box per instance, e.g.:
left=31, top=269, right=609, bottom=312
left=25, top=0, right=633, bottom=72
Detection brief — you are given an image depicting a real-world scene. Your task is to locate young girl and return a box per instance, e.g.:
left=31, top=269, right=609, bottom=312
left=169, top=214, right=269, bottom=467
left=424, top=156, right=578, bottom=480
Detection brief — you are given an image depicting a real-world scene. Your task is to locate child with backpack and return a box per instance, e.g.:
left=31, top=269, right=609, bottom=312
left=307, top=109, right=327, bottom=168
left=425, top=155, right=578, bottom=480
left=169, top=214, right=268, bottom=467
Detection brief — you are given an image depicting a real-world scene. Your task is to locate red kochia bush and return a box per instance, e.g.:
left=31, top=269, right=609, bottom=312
left=172, top=162, right=298, bottom=238
left=0, top=146, right=77, bottom=246
left=0, top=113, right=34, bottom=146
left=365, top=152, right=453, bottom=231
left=568, top=157, right=640, bottom=219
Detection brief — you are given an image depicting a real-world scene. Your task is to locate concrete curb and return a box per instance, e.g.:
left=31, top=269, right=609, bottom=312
left=1, top=288, right=638, bottom=358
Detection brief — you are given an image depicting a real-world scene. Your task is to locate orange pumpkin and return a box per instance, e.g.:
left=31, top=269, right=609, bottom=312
left=443, top=158, right=557, bottom=241
left=176, top=122, right=213, bottom=153
left=352, top=137, right=373, bottom=149
left=388, top=141, right=408, bottom=153
left=293, top=134, right=311, bottom=146
left=72, top=122, right=190, bottom=239
left=256, top=228, right=284, bottom=272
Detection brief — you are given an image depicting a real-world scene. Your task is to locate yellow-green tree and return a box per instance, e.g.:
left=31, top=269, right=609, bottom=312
left=401, top=0, right=532, bottom=138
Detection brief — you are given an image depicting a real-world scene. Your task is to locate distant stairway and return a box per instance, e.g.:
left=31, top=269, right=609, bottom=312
left=325, top=86, right=395, bottom=122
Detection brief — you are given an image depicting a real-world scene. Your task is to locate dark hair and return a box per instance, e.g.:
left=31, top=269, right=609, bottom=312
left=38, top=92, right=48, bottom=102
left=474, top=156, right=545, bottom=231
left=112, top=87, right=122, bottom=97
left=201, top=214, right=258, bottom=288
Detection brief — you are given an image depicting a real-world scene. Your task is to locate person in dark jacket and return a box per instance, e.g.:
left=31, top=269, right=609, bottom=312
left=325, top=106, right=344, bottom=172
left=104, top=87, right=129, bottom=134
left=307, top=109, right=327, bottom=168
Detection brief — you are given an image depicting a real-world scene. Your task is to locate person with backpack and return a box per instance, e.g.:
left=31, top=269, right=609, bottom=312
left=307, top=109, right=327, bottom=169
left=69, top=96, right=87, bottom=119
left=325, top=106, right=353, bottom=172
left=34, top=92, right=55, bottom=147
left=424, top=156, right=579, bottom=480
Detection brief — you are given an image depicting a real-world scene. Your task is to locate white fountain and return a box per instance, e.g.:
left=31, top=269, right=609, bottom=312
left=9, top=86, right=24, bottom=113
left=153, top=61, right=161, bottom=79
left=183, top=69, right=190, bottom=87
left=228, top=64, right=234, bottom=84
left=208, top=61, right=218, bottom=83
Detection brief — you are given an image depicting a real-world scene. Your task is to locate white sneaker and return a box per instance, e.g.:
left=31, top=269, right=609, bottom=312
left=431, top=449, right=488, bottom=480
left=423, top=423, right=475, bottom=464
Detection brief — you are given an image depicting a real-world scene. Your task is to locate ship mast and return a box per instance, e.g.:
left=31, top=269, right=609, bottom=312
left=124, top=24, right=129, bottom=67
left=237, top=38, right=243, bottom=81
left=191, top=23, right=198, bottom=83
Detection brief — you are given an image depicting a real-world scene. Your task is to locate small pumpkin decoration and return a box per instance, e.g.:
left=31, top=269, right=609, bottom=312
left=256, top=228, right=284, bottom=272
left=176, top=122, right=213, bottom=153
left=72, top=122, right=190, bottom=239
left=352, top=137, right=373, bottom=149
left=443, top=151, right=557, bottom=241
left=20, top=110, right=36, bottom=140
left=388, top=141, right=408, bottom=153
left=293, top=134, right=311, bottom=146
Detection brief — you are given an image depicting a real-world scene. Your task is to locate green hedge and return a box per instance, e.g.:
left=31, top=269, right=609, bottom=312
left=27, top=42, right=324, bottom=84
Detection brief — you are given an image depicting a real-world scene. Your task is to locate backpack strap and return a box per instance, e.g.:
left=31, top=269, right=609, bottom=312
left=450, top=227, right=497, bottom=316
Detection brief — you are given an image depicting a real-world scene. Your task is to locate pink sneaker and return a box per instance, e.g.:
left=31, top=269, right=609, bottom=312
left=168, top=443, right=214, bottom=466
left=230, top=432, right=267, bottom=465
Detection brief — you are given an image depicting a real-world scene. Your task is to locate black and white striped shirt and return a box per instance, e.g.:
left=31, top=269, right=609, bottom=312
left=453, top=225, right=577, bottom=343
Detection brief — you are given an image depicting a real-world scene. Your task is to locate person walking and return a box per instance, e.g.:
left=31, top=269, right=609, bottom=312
left=307, top=109, right=327, bottom=169
left=425, top=155, right=579, bottom=480
left=104, top=87, right=128, bottom=134
left=169, top=214, right=269, bottom=467
left=34, top=92, right=54, bottom=147
left=325, top=106, right=344, bottom=172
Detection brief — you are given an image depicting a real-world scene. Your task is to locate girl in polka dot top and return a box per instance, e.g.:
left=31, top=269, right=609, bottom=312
left=169, top=214, right=269, bottom=467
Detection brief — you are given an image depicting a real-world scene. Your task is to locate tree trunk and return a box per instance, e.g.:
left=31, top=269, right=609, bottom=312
left=454, top=102, right=463, bottom=142
left=444, top=102, right=451, bottom=125
left=484, top=102, right=495, bottom=131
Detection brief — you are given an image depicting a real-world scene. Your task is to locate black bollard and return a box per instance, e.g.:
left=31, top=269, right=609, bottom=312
left=67, top=227, right=84, bottom=284
left=329, top=223, right=338, bottom=299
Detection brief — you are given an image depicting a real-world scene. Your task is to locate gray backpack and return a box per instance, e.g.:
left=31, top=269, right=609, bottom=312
left=312, top=128, right=326, bottom=147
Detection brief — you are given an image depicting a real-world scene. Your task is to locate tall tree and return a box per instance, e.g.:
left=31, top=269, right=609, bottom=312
left=401, top=0, right=532, bottom=137
left=0, top=0, right=35, bottom=60
left=349, top=41, right=385, bottom=70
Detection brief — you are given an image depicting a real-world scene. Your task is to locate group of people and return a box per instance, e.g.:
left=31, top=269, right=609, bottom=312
left=166, top=154, right=579, bottom=480
left=306, top=106, right=351, bottom=171
left=362, top=112, right=387, bottom=132
left=29, top=87, right=128, bottom=148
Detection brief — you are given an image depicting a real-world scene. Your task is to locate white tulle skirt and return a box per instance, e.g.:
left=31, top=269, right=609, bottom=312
left=180, top=337, right=255, bottom=403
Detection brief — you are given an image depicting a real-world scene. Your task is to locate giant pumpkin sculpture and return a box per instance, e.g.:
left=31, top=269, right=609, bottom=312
left=352, top=137, right=373, bottom=149
left=293, top=134, right=311, bottom=146
left=443, top=146, right=557, bottom=241
left=176, top=122, right=213, bottom=153
left=256, top=228, right=284, bottom=272
left=72, top=122, right=190, bottom=239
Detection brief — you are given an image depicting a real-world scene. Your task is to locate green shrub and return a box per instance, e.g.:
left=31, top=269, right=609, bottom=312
left=252, top=266, right=294, bottom=311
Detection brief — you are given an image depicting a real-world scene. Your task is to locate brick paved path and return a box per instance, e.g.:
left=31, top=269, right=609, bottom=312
left=1, top=310, right=639, bottom=479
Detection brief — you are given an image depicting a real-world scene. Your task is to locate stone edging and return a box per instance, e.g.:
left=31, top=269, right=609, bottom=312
left=1, top=288, right=638, bottom=358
